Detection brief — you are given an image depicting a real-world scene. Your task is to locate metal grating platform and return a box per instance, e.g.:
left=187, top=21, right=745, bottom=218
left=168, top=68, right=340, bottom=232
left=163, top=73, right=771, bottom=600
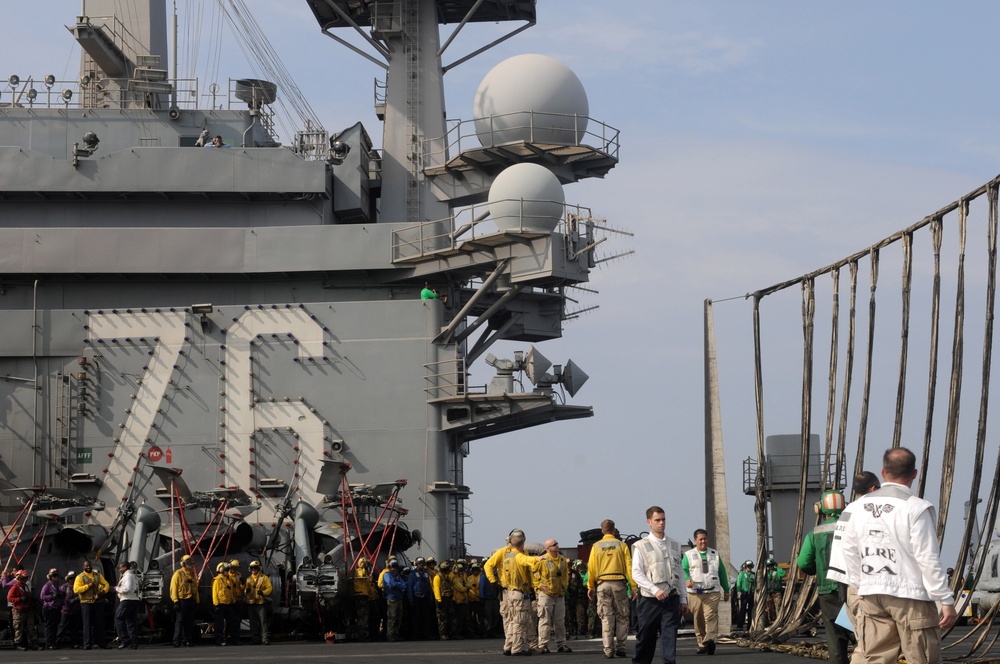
left=307, top=0, right=536, bottom=32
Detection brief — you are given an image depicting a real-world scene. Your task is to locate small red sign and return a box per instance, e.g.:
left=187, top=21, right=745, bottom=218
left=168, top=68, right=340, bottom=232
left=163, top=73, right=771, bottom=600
left=147, top=446, right=163, bottom=463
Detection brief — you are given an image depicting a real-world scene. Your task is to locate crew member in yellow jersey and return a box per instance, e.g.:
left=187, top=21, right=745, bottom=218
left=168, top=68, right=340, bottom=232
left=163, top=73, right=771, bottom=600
left=433, top=560, right=456, bottom=639
left=74, top=559, right=110, bottom=650
left=228, top=560, right=243, bottom=599
left=587, top=519, right=635, bottom=659
left=483, top=528, right=541, bottom=656
left=535, top=538, right=573, bottom=653
left=451, top=560, right=471, bottom=639
left=170, top=554, right=200, bottom=647
left=467, top=560, right=483, bottom=637
left=244, top=560, right=273, bottom=645
left=212, top=561, right=237, bottom=646
left=352, top=557, right=375, bottom=641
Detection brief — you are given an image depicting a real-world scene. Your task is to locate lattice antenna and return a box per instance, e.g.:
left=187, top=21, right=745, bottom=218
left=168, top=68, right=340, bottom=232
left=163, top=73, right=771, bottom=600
left=562, top=284, right=600, bottom=320
left=594, top=248, right=636, bottom=266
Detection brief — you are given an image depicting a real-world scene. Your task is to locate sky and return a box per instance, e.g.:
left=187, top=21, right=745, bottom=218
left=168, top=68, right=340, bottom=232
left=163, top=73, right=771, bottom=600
left=5, top=1, right=1000, bottom=568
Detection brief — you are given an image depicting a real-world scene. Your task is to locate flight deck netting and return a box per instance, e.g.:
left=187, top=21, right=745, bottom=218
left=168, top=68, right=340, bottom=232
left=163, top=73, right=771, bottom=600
left=711, top=173, right=1000, bottom=659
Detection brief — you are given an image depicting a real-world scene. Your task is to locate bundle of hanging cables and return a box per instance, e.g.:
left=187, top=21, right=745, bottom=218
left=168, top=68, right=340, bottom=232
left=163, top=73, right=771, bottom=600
left=180, top=0, right=325, bottom=140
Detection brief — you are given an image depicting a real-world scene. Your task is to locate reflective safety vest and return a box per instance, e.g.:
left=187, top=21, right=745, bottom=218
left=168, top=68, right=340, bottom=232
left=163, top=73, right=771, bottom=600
left=503, top=550, right=533, bottom=592
left=244, top=572, right=273, bottom=605
left=213, top=574, right=236, bottom=605
left=170, top=568, right=199, bottom=602
left=433, top=572, right=453, bottom=602
left=74, top=570, right=110, bottom=604
left=466, top=573, right=480, bottom=601
left=451, top=571, right=469, bottom=604
left=634, top=536, right=682, bottom=598
left=535, top=554, right=569, bottom=597
left=685, top=548, right=722, bottom=593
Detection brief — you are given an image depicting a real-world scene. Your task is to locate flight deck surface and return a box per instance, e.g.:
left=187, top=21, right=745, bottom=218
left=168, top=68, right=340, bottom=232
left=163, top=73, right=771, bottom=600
left=5, top=633, right=980, bottom=664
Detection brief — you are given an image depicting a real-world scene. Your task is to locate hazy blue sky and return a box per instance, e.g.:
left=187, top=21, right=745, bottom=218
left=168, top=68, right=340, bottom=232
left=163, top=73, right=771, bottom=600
left=5, top=1, right=1000, bottom=566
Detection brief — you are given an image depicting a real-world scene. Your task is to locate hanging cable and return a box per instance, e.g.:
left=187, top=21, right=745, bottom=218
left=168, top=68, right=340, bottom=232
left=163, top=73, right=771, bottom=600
left=951, top=185, right=999, bottom=601
left=918, top=218, right=944, bottom=498
left=938, top=198, right=968, bottom=546
left=731, top=172, right=1000, bottom=659
left=852, top=248, right=879, bottom=482
left=892, top=232, right=914, bottom=449
left=750, top=293, right=770, bottom=634
left=767, top=278, right=819, bottom=637
left=216, top=0, right=325, bottom=133
left=821, top=270, right=840, bottom=492
left=836, top=261, right=859, bottom=496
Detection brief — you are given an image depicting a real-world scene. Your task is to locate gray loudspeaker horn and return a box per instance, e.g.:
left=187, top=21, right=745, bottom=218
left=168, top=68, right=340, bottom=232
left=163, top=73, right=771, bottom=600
left=561, top=359, right=589, bottom=397
left=524, top=346, right=552, bottom=386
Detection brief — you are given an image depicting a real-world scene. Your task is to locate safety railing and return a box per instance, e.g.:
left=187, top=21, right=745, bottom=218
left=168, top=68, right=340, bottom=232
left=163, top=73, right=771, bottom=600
left=421, top=111, right=620, bottom=168
left=0, top=75, right=199, bottom=110
left=373, top=77, right=386, bottom=109
left=743, top=453, right=848, bottom=495
left=84, top=14, right=145, bottom=65
left=369, top=149, right=383, bottom=182
left=424, top=357, right=468, bottom=399
left=391, top=199, right=596, bottom=262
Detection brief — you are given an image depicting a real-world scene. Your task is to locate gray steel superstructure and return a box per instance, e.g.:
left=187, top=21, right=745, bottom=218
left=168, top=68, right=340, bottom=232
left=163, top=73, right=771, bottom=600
left=0, top=0, right=622, bottom=625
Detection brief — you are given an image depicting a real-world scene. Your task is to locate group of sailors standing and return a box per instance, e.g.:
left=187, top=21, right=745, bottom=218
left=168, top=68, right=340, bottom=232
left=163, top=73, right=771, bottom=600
left=5, top=449, right=949, bottom=663
left=3, top=555, right=274, bottom=652
left=346, top=546, right=597, bottom=645
left=3, top=559, right=142, bottom=651
left=483, top=511, right=729, bottom=662
left=737, top=447, right=956, bottom=664
left=172, top=555, right=273, bottom=647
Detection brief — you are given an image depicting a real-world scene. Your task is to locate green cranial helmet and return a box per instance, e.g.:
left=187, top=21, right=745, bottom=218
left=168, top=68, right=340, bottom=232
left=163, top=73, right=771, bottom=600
left=819, top=490, right=846, bottom=515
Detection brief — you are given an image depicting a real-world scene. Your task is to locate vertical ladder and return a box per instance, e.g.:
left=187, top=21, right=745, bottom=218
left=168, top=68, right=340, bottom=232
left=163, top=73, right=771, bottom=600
left=403, top=0, right=420, bottom=222
left=56, top=373, right=72, bottom=487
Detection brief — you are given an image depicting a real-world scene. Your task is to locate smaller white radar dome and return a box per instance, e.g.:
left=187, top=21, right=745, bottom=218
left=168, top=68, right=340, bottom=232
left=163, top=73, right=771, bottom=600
left=488, top=163, right=565, bottom=233
left=473, top=54, right=589, bottom=147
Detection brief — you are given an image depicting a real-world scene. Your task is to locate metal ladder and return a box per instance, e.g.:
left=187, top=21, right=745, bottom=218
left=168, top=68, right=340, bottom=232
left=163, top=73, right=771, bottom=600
left=403, top=0, right=421, bottom=223
left=55, top=373, right=73, bottom=486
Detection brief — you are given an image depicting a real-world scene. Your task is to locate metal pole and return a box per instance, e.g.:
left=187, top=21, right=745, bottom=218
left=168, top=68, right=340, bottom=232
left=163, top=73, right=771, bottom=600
left=170, top=0, right=177, bottom=110
left=32, top=279, right=39, bottom=485
left=704, top=299, right=732, bottom=633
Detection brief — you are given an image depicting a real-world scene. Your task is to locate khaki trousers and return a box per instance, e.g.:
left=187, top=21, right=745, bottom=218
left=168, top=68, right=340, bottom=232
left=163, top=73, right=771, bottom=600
left=596, top=580, right=629, bottom=655
left=13, top=609, right=35, bottom=646
left=688, top=590, right=721, bottom=647
left=846, top=586, right=864, bottom=664
left=500, top=588, right=531, bottom=654
left=528, top=598, right=539, bottom=648
left=859, top=594, right=941, bottom=664
left=537, top=592, right=567, bottom=650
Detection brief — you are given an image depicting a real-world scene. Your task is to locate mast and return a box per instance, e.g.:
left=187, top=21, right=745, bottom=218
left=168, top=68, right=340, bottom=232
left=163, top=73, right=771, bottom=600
left=377, top=0, right=448, bottom=222
left=307, top=0, right=538, bottom=223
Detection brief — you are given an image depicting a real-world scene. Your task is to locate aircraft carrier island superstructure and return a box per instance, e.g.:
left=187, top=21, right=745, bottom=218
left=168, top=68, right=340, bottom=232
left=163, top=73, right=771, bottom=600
left=0, top=0, right=625, bottom=628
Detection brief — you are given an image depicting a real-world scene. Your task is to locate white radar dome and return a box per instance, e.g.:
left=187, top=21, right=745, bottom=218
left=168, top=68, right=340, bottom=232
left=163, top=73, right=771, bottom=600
left=473, top=54, right=589, bottom=146
left=488, top=163, right=565, bottom=233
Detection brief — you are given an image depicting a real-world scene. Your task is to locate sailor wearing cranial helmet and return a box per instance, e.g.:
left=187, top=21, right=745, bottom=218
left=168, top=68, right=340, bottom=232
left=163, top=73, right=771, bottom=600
left=484, top=528, right=540, bottom=656
left=797, top=490, right=851, bottom=664
left=828, top=447, right=956, bottom=664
